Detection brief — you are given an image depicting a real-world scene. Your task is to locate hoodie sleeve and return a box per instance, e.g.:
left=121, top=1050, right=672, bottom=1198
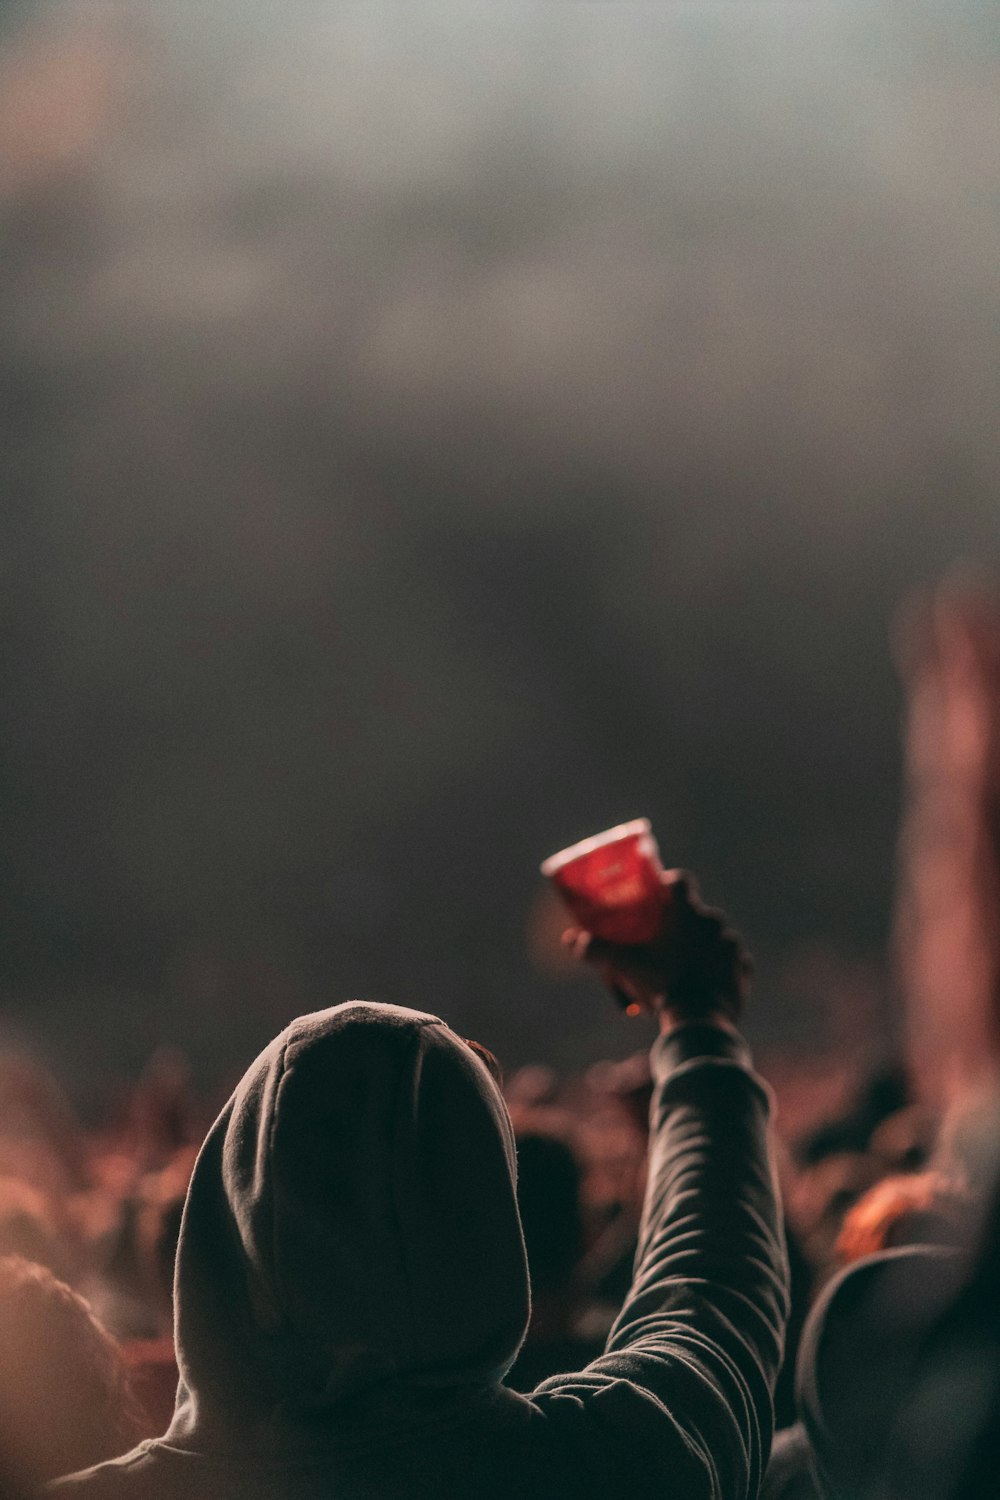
left=530, top=1022, right=789, bottom=1500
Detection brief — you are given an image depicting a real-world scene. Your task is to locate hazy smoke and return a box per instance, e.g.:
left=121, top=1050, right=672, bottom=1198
left=1, top=2, right=998, bottom=1079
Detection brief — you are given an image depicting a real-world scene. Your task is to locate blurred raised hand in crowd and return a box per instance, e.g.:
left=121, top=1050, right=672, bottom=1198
left=894, top=575, right=1000, bottom=1110
left=881, top=580, right=1000, bottom=1500
left=765, top=577, right=1000, bottom=1500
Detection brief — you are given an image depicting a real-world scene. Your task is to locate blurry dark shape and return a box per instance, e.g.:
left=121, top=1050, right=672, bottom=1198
left=123, top=1047, right=196, bottom=1172
left=763, top=1247, right=966, bottom=1500
left=89, top=1196, right=158, bottom=1341
left=506, top=1130, right=602, bottom=1391
left=878, top=1098, right=1000, bottom=1499
left=784, top=1149, right=885, bottom=1283
left=793, top=1064, right=911, bottom=1167
left=0, top=1054, right=86, bottom=1284
left=78, top=1144, right=188, bottom=1430
left=572, top=1099, right=646, bottom=1328
left=786, top=1065, right=930, bottom=1282
left=586, top=1049, right=653, bottom=1138
left=87, top=1145, right=194, bottom=1341
left=0, top=1052, right=86, bottom=1195
left=147, top=1188, right=184, bottom=1311
left=0, top=1255, right=141, bottom=1487
left=509, top=1057, right=653, bottom=1352
left=834, top=1170, right=975, bottom=1265
left=0, top=1423, right=32, bottom=1500
left=121, top=1336, right=178, bottom=1440
left=0, top=1173, right=60, bottom=1270
left=893, top=576, right=1000, bottom=1105
left=761, top=1428, right=818, bottom=1500
left=876, top=578, right=1000, bottom=1497
left=884, top=1182, right=1000, bottom=1500
left=803, top=1249, right=966, bottom=1498
left=515, top=1131, right=584, bottom=1296
left=504, top=1062, right=560, bottom=1110
left=867, top=1101, right=938, bottom=1174
left=936, top=1088, right=1000, bottom=1199
left=769, top=578, right=1000, bottom=1500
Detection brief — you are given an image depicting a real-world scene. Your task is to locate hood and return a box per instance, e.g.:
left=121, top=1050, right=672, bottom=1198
left=165, top=1003, right=530, bottom=1450
left=796, top=1245, right=964, bottom=1500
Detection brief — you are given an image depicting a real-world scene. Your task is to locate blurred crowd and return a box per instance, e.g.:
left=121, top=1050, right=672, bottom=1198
left=2, top=576, right=1000, bottom=1498
left=0, top=1012, right=953, bottom=1476
left=0, top=993, right=978, bottom=1483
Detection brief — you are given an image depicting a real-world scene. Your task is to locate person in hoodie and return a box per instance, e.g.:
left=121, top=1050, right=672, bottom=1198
left=50, top=871, right=788, bottom=1500
left=761, top=1242, right=969, bottom=1500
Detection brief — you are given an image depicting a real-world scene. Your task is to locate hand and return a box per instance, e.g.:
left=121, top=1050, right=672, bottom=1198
left=563, top=870, right=750, bottom=1034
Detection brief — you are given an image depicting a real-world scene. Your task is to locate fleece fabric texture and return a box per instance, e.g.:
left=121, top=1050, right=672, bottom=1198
left=51, top=1001, right=788, bottom=1500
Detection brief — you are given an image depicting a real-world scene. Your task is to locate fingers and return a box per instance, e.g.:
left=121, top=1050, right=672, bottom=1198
left=563, top=927, right=646, bottom=980
left=562, top=928, right=664, bottom=1010
left=660, top=868, right=727, bottom=929
left=562, top=882, right=751, bottom=1023
left=561, top=927, right=592, bottom=961
left=660, top=868, right=698, bottom=905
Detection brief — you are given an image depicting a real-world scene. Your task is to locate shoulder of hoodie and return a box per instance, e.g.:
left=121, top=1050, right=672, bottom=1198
left=46, top=1441, right=162, bottom=1500
left=44, top=1414, right=621, bottom=1500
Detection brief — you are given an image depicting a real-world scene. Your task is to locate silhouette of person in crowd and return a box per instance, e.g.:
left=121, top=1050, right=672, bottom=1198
left=51, top=873, right=787, bottom=1500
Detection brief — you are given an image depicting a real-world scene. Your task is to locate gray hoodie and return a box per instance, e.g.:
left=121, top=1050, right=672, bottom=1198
left=51, top=1001, right=787, bottom=1500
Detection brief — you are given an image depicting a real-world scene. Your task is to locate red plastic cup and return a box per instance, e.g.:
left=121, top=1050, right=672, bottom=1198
left=540, top=818, right=666, bottom=946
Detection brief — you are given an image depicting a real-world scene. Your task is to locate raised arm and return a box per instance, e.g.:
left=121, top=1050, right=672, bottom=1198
left=532, top=876, right=788, bottom=1500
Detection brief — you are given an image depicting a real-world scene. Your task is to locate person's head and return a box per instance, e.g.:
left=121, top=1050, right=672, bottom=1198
left=796, top=1247, right=966, bottom=1500
left=167, top=1002, right=530, bottom=1451
left=0, top=1255, right=141, bottom=1486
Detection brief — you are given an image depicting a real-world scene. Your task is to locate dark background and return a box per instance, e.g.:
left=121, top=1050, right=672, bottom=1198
left=1, top=3, right=998, bottom=1097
